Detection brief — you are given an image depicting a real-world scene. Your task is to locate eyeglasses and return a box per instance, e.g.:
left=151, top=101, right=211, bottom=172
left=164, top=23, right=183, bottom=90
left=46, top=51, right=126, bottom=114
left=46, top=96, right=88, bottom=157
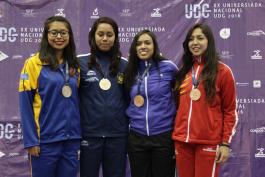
left=48, top=30, right=69, bottom=38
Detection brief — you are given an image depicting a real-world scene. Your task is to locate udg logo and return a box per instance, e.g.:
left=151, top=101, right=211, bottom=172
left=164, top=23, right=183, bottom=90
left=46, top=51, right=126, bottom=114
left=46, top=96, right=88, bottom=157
left=0, top=123, right=15, bottom=139
left=185, top=3, right=211, bottom=19
left=0, top=27, right=18, bottom=42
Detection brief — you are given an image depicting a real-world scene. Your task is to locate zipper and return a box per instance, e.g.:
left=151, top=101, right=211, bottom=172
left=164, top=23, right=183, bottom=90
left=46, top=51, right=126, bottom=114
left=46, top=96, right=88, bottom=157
left=145, top=61, right=150, bottom=136
left=185, top=65, right=200, bottom=142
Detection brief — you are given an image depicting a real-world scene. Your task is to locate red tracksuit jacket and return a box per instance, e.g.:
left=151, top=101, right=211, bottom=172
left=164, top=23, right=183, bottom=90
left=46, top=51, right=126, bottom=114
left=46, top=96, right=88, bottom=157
left=172, top=60, right=238, bottom=145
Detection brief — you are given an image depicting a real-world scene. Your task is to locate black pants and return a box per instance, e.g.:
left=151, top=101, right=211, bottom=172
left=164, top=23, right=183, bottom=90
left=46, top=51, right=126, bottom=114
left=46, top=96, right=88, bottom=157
left=80, top=137, right=127, bottom=177
left=128, top=131, right=176, bottom=177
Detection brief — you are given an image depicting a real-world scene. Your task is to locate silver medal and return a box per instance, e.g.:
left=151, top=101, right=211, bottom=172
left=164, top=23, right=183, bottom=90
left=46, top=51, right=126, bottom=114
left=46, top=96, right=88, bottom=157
left=62, top=84, right=72, bottom=98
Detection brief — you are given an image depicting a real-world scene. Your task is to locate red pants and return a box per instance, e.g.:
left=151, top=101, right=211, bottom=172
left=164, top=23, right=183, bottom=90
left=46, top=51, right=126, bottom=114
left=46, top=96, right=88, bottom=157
left=175, top=141, right=220, bottom=177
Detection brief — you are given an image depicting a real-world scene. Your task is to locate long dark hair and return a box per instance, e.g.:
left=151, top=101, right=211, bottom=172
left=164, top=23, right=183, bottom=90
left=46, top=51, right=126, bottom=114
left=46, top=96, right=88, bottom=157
left=124, top=30, right=164, bottom=91
left=88, top=17, right=121, bottom=77
left=175, top=23, right=220, bottom=102
left=39, top=16, right=78, bottom=70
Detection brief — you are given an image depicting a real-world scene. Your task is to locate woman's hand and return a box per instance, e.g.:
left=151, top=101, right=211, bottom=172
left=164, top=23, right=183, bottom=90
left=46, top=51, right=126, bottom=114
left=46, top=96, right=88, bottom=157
left=27, top=146, right=40, bottom=157
left=215, top=144, right=230, bottom=163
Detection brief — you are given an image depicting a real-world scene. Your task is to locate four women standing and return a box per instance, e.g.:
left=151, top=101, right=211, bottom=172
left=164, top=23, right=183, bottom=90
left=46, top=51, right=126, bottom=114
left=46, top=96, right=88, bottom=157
left=19, top=15, right=237, bottom=177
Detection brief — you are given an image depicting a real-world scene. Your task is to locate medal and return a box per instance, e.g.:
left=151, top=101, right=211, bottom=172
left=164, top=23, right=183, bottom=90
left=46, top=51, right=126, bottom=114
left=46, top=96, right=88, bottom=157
left=99, top=78, right=111, bottom=90
left=134, top=95, right=145, bottom=107
left=190, top=88, right=201, bottom=101
left=134, top=63, right=151, bottom=107
left=62, top=84, right=72, bottom=98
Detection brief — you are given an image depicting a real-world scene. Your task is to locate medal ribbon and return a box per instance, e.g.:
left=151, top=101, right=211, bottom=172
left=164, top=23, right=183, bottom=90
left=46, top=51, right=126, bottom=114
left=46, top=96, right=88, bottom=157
left=191, top=66, right=201, bottom=88
left=60, top=61, right=70, bottom=83
left=95, top=58, right=108, bottom=79
left=137, top=62, right=152, bottom=94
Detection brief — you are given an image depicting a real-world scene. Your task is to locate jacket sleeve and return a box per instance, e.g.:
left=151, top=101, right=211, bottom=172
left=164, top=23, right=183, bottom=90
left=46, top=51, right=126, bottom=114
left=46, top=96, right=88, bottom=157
left=220, top=66, right=238, bottom=144
left=18, top=59, right=39, bottom=148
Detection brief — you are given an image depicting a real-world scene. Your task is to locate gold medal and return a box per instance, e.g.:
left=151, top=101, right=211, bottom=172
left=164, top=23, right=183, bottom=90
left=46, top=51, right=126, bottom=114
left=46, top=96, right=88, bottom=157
left=190, top=88, right=201, bottom=101
left=62, top=84, right=72, bottom=98
left=99, top=78, right=111, bottom=90
left=134, top=95, right=145, bottom=107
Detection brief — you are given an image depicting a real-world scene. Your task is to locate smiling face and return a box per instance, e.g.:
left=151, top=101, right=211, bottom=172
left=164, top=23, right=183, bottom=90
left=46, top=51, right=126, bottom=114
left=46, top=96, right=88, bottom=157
left=95, top=23, right=115, bottom=52
left=188, top=27, right=208, bottom=57
left=47, top=21, right=69, bottom=51
left=136, top=33, right=154, bottom=60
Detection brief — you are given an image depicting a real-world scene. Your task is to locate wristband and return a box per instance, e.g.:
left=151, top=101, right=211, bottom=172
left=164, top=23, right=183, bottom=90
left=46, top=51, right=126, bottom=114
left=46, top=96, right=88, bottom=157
left=219, top=143, right=230, bottom=148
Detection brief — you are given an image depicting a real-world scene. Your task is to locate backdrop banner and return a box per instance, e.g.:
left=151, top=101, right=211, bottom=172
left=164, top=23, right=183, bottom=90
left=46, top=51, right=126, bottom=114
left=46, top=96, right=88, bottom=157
left=0, top=0, right=264, bottom=177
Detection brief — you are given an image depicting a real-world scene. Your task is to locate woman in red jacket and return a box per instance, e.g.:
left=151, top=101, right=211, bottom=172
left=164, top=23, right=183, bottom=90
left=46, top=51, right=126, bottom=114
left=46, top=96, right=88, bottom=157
left=172, top=23, right=238, bottom=177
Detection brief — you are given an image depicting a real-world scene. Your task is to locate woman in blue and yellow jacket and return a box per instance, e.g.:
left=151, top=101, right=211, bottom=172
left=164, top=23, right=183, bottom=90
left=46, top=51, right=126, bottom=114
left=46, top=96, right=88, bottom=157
left=18, top=16, right=80, bottom=177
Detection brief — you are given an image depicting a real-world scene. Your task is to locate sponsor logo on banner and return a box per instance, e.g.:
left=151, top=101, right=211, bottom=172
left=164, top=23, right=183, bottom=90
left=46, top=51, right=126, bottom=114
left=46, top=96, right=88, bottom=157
left=151, top=8, right=162, bottom=18
left=251, top=50, right=262, bottom=60
left=236, top=82, right=249, bottom=87
left=0, top=51, right=8, bottom=61
left=0, top=151, right=5, bottom=158
left=220, top=50, right=233, bottom=59
left=250, top=127, right=265, bottom=134
left=91, top=8, right=99, bottom=19
left=0, top=123, right=22, bottom=140
left=185, top=3, right=211, bottom=19
left=0, top=150, right=5, bottom=158
left=119, top=9, right=132, bottom=17
left=247, top=30, right=265, bottom=37
left=8, top=152, right=20, bottom=157
left=219, top=28, right=230, bottom=39
left=55, top=8, right=66, bottom=17
left=255, top=148, right=265, bottom=158
left=22, top=9, right=36, bottom=17
left=0, top=27, right=18, bottom=42
left=253, top=80, right=261, bottom=88
left=12, top=55, right=23, bottom=60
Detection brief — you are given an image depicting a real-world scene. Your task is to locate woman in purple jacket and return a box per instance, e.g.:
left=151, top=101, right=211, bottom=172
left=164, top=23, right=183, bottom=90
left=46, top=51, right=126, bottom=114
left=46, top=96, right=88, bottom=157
left=125, top=30, right=178, bottom=177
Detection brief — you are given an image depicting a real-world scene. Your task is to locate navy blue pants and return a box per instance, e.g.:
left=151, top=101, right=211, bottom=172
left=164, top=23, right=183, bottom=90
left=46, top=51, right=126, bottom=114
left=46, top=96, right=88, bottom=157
left=29, top=139, right=80, bottom=177
left=80, top=137, right=127, bottom=177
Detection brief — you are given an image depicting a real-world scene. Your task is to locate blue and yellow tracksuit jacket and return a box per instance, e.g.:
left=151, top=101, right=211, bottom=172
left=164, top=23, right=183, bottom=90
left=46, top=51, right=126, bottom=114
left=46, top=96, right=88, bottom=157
left=18, top=53, right=81, bottom=148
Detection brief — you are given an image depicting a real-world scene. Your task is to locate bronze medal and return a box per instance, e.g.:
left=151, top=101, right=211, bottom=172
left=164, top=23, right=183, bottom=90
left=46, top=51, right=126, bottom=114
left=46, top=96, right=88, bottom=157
left=190, top=88, right=201, bottom=101
left=99, top=78, right=111, bottom=90
left=62, top=84, right=72, bottom=98
left=134, top=95, right=145, bottom=107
